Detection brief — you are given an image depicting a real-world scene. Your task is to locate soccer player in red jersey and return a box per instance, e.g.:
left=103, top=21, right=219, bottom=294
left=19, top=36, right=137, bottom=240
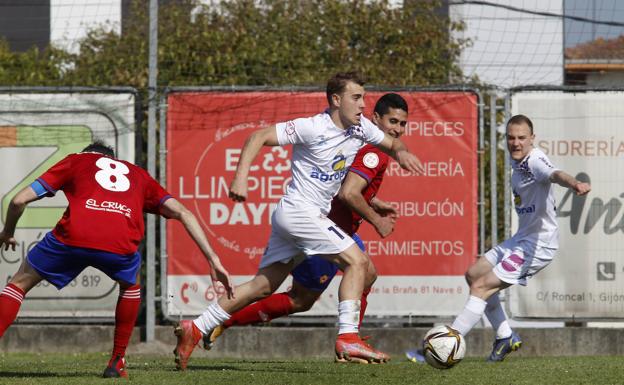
left=201, top=93, right=408, bottom=362
left=0, top=142, right=232, bottom=379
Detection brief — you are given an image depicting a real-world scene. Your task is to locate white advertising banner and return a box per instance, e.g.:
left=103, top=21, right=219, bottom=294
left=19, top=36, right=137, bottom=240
left=0, top=91, right=136, bottom=318
left=509, top=90, right=624, bottom=319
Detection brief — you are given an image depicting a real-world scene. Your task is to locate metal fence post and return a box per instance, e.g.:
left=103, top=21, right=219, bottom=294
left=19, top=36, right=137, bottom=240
left=159, top=93, right=169, bottom=321
left=503, top=93, right=511, bottom=238
left=489, top=92, right=498, bottom=246
left=146, top=0, right=158, bottom=342
left=479, top=94, right=485, bottom=256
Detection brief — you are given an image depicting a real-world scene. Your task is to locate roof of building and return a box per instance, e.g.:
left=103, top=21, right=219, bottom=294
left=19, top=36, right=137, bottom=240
left=566, top=35, right=624, bottom=60
left=565, top=35, right=624, bottom=71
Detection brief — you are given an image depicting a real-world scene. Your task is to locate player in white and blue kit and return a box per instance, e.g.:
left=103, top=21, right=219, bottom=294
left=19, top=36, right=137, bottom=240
left=407, top=114, right=591, bottom=364
left=173, top=72, right=425, bottom=369
left=200, top=94, right=407, bottom=359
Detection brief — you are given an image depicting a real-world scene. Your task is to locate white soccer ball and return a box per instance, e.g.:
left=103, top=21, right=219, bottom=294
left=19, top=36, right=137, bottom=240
left=422, top=325, right=466, bottom=369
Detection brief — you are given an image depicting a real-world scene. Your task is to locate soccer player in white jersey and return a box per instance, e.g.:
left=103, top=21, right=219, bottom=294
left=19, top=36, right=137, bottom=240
left=173, top=72, right=425, bottom=369
left=406, top=114, right=591, bottom=363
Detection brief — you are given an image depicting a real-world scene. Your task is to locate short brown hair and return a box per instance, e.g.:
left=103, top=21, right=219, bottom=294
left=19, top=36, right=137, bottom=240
left=506, top=114, right=534, bottom=134
left=326, top=71, right=365, bottom=106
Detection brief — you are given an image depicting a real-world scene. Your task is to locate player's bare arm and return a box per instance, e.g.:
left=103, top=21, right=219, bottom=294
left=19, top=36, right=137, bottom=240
left=338, top=173, right=395, bottom=238
left=229, top=125, right=281, bottom=202
left=160, top=198, right=234, bottom=298
left=369, top=197, right=397, bottom=218
left=0, top=186, right=39, bottom=251
left=549, top=170, right=591, bottom=195
left=376, top=133, right=425, bottom=174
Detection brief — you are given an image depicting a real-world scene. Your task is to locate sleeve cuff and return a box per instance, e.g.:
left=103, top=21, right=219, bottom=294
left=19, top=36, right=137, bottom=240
left=349, top=168, right=372, bottom=184
left=159, top=195, right=173, bottom=206
left=33, top=178, right=56, bottom=197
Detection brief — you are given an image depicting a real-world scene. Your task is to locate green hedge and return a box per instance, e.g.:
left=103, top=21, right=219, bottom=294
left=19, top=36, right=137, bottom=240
left=0, top=0, right=468, bottom=88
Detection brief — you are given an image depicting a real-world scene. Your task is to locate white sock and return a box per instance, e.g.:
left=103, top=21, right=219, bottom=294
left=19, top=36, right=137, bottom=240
left=451, top=295, right=487, bottom=336
left=484, top=293, right=513, bottom=339
left=193, top=303, right=231, bottom=335
left=338, top=300, right=361, bottom=335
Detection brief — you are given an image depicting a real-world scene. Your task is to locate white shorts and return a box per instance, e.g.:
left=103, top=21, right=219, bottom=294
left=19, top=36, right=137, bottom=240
left=258, top=201, right=355, bottom=269
left=484, top=238, right=557, bottom=286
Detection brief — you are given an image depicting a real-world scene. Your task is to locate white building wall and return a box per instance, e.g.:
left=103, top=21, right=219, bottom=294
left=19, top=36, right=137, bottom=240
left=50, top=0, right=121, bottom=54
left=451, top=0, right=564, bottom=88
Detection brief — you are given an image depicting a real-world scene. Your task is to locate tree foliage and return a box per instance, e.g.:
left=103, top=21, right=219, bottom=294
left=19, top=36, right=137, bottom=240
left=0, top=40, right=66, bottom=86
left=0, top=0, right=468, bottom=88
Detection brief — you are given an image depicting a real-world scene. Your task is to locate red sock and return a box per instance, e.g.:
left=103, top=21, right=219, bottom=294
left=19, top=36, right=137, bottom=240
left=358, top=288, right=371, bottom=329
left=0, top=284, right=24, bottom=338
left=112, top=284, right=141, bottom=358
left=337, top=332, right=359, bottom=341
left=224, top=292, right=293, bottom=328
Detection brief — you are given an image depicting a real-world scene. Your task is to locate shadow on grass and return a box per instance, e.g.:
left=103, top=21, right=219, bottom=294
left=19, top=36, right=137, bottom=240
left=181, top=365, right=245, bottom=372
left=0, top=371, right=91, bottom=378
left=179, top=363, right=319, bottom=375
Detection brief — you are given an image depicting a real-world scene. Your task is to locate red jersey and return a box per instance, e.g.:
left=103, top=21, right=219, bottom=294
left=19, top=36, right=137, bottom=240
left=36, top=152, right=171, bottom=255
left=329, top=144, right=389, bottom=235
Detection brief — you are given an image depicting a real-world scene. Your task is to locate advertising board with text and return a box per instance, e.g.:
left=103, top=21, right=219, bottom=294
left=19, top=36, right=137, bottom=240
left=165, top=90, right=478, bottom=317
left=509, top=91, right=624, bottom=319
left=0, top=91, right=136, bottom=318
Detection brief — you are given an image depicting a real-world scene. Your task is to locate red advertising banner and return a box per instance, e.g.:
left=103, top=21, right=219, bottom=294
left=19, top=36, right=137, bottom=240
left=166, top=90, right=478, bottom=316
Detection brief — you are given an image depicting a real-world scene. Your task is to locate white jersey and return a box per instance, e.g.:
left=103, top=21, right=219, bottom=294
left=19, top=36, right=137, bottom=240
left=275, top=110, right=385, bottom=214
left=511, top=147, right=560, bottom=249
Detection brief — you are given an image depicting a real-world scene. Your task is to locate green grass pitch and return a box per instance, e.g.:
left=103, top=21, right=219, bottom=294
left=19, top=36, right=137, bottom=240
left=0, top=353, right=621, bottom=385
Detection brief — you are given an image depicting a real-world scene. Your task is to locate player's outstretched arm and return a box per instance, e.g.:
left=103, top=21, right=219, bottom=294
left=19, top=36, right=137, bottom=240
left=550, top=170, right=591, bottom=195
left=0, top=186, right=38, bottom=251
left=229, top=126, right=280, bottom=202
left=375, top=133, right=425, bottom=174
left=160, top=198, right=234, bottom=299
left=338, top=173, right=396, bottom=238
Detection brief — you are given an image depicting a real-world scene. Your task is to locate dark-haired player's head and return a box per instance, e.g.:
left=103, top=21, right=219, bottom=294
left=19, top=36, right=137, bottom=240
left=326, top=71, right=366, bottom=128
left=372, top=93, right=408, bottom=139
left=81, top=141, right=115, bottom=158
left=506, top=114, right=534, bottom=161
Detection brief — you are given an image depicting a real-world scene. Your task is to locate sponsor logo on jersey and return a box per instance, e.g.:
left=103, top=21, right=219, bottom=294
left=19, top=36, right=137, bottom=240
left=513, top=190, right=521, bottom=206
left=310, top=153, right=348, bottom=182
left=515, top=204, right=535, bottom=215
left=363, top=152, right=379, bottom=168
left=513, top=189, right=534, bottom=215
left=285, top=121, right=296, bottom=136
left=332, top=154, right=346, bottom=171
left=85, top=198, right=132, bottom=218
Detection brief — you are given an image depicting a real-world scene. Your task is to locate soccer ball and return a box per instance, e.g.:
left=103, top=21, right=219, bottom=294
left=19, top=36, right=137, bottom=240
left=422, top=325, right=466, bottom=369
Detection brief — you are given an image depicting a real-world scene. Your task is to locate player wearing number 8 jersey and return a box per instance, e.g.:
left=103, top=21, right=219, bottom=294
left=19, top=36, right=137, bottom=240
left=40, top=151, right=164, bottom=254
left=0, top=141, right=233, bottom=379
